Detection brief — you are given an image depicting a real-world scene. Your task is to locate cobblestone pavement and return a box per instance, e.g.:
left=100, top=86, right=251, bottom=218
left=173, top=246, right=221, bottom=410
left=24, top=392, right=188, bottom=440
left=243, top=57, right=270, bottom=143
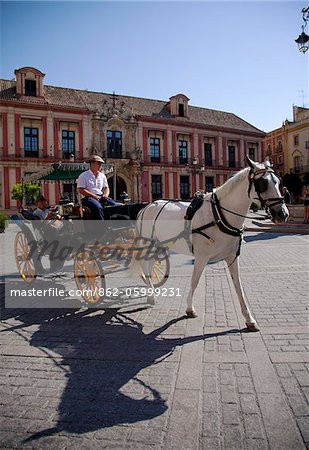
left=0, top=225, right=308, bottom=449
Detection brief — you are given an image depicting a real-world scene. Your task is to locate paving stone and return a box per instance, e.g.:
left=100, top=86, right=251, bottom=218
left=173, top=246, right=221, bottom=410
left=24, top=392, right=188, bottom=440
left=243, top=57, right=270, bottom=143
left=297, top=417, right=309, bottom=443
left=128, top=427, right=165, bottom=444
left=243, top=414, right=265, bottom=439
left=287, top=395, right=309, bottom=417
left=223, top=425, right=244, bottom=450
left=202, top=413, right=220, bottom=437
left=236, top=376, right=255, bottom=394
left=294, top=371, right=309, bottom=387
left=200, top=436, right=222, bottom=450
left=220, top=385, right=238, bottom=404
left=240, top=394, right=259, bottom=415
left=202, top=392, right=219, bottom=413
left=245, top=438, right=269, bottom=450
left=234, top=364, right=251, bottom=378
left=222, top=403, right=240, bottom=425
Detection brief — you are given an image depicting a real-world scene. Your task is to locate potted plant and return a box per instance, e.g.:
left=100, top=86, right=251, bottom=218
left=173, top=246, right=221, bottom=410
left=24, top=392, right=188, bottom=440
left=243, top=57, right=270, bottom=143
left=0, top=212, right=9, bottom=233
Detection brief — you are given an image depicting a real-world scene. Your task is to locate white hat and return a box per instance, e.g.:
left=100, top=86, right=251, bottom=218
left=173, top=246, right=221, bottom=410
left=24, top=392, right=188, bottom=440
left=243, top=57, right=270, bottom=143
left=89, top=154, right=104, bottom=163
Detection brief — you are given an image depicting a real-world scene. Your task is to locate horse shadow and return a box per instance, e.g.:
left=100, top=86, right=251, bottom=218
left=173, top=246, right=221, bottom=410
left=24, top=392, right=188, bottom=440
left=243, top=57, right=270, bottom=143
left=1, top=305, right=242, bottom=443
left=244, top=232, right=291, bottom=243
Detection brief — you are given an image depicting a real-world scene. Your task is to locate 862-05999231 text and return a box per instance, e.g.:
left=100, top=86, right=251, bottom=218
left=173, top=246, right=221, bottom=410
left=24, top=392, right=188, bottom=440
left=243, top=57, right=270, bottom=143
left=10, top=287, right=182, bottom=299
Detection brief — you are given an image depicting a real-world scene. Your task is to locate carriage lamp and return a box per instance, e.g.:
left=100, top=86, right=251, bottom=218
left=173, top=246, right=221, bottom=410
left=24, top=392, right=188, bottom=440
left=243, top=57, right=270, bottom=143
left=295, top=7, right=309, bottom=53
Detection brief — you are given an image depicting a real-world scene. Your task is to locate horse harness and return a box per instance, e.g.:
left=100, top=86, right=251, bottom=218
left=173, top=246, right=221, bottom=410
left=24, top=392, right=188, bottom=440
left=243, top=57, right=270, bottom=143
left=248, top=167, right=285, bottom=209
left=190, top=165, right=285, bottom=259
left=138, top=166, right=285, bottom=261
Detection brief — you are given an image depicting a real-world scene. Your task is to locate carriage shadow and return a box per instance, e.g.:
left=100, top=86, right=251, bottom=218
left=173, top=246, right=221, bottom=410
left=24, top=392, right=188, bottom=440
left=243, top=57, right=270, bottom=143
left=1, top=304, right=242, bottom=443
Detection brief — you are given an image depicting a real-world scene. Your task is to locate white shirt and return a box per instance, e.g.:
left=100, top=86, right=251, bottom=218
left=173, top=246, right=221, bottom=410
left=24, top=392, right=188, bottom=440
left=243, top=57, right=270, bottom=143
left=77, top=169, right=108, bottom=196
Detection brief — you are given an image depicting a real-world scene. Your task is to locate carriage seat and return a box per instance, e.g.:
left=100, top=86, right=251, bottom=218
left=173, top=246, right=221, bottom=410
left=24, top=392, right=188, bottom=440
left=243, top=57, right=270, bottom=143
left=20, top=209, right=41, bottom=221
left=82, top=206, right=92, bottom=220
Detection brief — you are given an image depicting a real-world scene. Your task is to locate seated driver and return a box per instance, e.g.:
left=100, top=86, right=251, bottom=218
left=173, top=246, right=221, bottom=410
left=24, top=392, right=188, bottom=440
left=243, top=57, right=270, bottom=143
left=77, top=155, right=117, bottom=219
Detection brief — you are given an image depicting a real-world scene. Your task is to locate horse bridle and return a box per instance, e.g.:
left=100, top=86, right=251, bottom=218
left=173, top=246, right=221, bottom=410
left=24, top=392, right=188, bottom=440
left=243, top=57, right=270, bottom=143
left=248, top=167, right=285, bottom=209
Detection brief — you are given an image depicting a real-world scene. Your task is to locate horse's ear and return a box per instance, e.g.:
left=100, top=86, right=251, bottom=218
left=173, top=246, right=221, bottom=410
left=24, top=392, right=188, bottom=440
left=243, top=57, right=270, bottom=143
left=263, top=157, right=273, bottom=168
left=246, top=155, right=255, bottom=169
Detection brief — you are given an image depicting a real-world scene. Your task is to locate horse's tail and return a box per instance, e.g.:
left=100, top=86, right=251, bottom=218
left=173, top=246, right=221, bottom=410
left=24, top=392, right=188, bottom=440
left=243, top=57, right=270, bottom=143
left=127, top=247, right=143, bottom=278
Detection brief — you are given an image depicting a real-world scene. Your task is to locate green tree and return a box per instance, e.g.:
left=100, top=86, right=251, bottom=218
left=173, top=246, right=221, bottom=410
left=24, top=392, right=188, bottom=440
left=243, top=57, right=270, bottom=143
left=11, top=182, right=41, bottom=208
left=0, top=212, right=9, bottom=233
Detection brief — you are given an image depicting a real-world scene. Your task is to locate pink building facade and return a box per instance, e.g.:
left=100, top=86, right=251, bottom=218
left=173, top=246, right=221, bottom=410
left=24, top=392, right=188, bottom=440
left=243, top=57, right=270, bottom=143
left=0, top=67, right=265, bottom=211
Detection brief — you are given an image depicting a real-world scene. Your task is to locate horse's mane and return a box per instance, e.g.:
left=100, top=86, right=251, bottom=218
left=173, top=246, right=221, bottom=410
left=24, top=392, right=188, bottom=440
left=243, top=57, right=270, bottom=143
left=215, top=167, right=249, bottom=198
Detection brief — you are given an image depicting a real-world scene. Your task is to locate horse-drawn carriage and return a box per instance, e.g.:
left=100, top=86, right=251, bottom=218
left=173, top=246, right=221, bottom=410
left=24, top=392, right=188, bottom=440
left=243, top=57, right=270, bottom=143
left=11, top=162, right=169, bottom=305
left=11, top=157, right=289, bottom=331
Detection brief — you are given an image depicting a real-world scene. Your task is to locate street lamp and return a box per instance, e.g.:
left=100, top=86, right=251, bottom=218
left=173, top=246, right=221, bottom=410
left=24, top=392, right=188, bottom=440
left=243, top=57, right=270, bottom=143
left=295, top=7, right=309, bottom=53
left=187, top=156, right=204, bottom=193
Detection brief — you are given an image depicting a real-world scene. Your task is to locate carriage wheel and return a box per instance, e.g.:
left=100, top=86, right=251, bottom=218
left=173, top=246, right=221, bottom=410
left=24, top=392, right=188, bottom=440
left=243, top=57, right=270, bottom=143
left=14, top=232, right=36, bottom=283
left=74, top=250, right=105, bottom=305
left=141, top=251, right=170, bottom=288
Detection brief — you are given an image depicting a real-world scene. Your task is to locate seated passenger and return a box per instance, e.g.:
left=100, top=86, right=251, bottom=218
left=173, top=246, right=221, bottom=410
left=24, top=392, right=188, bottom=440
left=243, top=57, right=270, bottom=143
left=77, top=155, right=118, bottom=220
left=33, top=195, right=61, bottom=221
left=33, top=195, right=52, bottom=220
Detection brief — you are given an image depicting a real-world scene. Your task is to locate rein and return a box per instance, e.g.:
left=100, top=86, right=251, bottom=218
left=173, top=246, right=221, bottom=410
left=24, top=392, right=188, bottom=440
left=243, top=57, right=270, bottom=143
left=208, top=203, right=268, bottom=221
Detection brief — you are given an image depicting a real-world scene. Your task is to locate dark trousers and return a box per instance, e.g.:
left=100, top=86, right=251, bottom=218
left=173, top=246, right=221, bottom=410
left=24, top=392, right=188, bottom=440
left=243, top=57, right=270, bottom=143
left=82, top=196, right=118, bottom=220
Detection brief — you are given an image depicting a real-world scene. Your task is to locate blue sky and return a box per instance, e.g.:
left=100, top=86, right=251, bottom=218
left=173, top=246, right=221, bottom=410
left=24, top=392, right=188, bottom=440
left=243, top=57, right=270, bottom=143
left=0, top=1, right=308, bottom=132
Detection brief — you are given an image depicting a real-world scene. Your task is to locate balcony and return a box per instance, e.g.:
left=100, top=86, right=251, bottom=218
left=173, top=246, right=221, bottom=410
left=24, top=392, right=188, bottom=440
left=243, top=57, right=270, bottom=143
left=142, top=156, right=245, bottom=170
left=145, top=155, right=168, bottom=164
left=177, top=157, right=189, bottom=165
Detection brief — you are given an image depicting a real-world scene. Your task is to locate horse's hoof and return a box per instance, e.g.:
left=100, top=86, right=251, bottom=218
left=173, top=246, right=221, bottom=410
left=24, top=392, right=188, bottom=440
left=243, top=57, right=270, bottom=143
left=147, top=297, right=155, bottom=305
left=186, top=310, right=198, bottom=318
left=246, top=323, right=259, bottom=332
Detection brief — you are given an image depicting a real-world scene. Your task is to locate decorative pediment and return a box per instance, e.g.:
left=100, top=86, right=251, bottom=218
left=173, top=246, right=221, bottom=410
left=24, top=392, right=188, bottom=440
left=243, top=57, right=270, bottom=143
left=106, top=117, right=124, bottom=129
left=292, top=148, right=301, bottom=157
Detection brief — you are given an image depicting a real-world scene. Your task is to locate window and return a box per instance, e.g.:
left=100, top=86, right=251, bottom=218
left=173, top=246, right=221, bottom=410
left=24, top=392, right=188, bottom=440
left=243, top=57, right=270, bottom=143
left=178, top=140, right=188, bottom=164
left=150, top=137, right=160, bottom=162
left=180, top=175, right=190, bottom=200
left=25, top=79, right=36, bottom=96
left=151, top=175, right=162, bottom=200
left=248, top=147, right=255, bottom=161
left=228, top=145, right=236, bottom=168
left=266, top=145, right=272, bottom=156
left=204, top=143, right=212, bottom=166
left=277, top=141, right=283, bottom=152
left=107, top=130, right=122, bottom=158
left=178, top=103, right=185, bottom=117
left=294, top=135, right=299, bottom=146
left=205, top=176, right=214, bottom=193
left=24, top=128, right=39, bottom=157
left=294, top=156, right=300, bottom=173
left=62, top=130, right=75, bottom=159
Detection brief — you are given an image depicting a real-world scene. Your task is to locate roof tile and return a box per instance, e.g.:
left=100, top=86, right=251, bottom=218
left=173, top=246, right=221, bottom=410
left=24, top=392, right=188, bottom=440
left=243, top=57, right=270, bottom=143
left=0, top=79, right=264, bottom=134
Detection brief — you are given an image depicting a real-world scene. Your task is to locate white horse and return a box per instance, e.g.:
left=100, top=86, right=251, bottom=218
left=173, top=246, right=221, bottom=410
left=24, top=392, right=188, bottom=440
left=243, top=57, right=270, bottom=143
left=132, top=157, right=289, bottom=331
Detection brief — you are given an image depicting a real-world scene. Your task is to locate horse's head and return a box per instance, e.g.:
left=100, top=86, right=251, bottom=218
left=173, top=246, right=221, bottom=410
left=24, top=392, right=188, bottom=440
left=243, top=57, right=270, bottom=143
left=247, top=156, right=289, bottom=223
